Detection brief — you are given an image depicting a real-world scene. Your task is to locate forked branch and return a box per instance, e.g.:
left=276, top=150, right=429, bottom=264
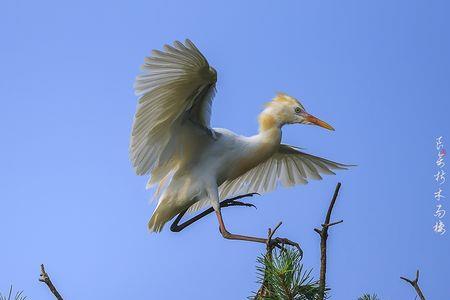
left=400, top=270, right=426, bottom=300
left=255, top=221, right=290, bottom=299
left=314, top=182, right=343, bottom=300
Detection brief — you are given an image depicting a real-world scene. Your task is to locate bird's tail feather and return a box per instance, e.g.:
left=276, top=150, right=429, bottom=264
left=148, top=199, right=190, bottom=232
left=148, top=206, right=173, bottom=233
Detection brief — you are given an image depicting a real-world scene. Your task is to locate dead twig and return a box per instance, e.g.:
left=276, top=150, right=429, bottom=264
left=39, top=264, right=64, bottom=300
left=255, top=221, right=286, bottom=299
left=265, top=221, right=301, bottom=253
left=314, top=182, right=343, bottom=300
left=255, top=221, right=302, bottom=299
left=400, top=270, right=426, bottom=300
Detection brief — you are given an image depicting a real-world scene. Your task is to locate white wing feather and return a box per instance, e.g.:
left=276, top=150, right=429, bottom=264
left=130, top=39, right=217, bottom=177
left=219, top=144, right=349, bottom=200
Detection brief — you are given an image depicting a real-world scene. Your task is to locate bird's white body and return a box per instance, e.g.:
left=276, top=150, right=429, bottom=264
left=130, top=40, right=348, bottom=232
left=149, top=126, right=281, bottom=231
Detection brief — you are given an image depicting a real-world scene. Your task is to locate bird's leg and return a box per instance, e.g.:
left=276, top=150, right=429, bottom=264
left=216, top=212, right=302, bottom=251
left=216, top=209, right=267, bottom=244
left=171, top=193, right=300, bottom=251
left=170, top=193, right=258, bottom=232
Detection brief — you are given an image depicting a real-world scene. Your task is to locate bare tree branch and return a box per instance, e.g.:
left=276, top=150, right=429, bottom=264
left=400, top=270, right=426, bottom=300
left=39, top=264, right=64, bottom=300
left=255, top=221, right=286, bottom=299
left=314, top=182, right=343, bottom=300
left=34, top=181, right=432, bottom=300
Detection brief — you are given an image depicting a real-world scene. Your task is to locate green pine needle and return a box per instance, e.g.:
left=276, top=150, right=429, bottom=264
left=358, top=294, right=380, bottom=300
left=251, top=248, right=322, bottom=300
left=0, top=286, right=27, bottom=300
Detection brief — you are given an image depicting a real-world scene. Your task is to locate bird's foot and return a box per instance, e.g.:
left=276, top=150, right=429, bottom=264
left=221, top=200, right=257, bottom=209
left=219, top=193, right=259, bottom=209
left=268, top=237, right=302, bottom=255
left=265, top=222, right=302, bottom=255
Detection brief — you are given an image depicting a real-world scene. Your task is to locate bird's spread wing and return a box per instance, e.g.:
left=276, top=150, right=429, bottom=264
left=130, top=39, right=217, bottom=178
left=219, top=144, right=349, bottom=200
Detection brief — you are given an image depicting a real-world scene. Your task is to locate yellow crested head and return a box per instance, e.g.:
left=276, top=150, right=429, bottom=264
left=267, top=93, right=305, bottom=109
left=259, top=93, right=334, bottom=132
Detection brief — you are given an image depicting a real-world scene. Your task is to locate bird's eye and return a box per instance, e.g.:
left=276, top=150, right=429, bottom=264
left=294, top=107, right=302, bottom=114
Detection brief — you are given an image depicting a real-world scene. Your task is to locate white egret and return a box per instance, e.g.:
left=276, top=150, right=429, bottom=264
left=130, top=39, right=349, bottom=244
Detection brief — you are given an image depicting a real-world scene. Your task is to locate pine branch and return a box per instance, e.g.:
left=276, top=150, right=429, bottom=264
left=0, top=286, right=27, bottom=300
left=358, top=294, right=380, bottom=300
left=253, top=247, right=320, bottom=300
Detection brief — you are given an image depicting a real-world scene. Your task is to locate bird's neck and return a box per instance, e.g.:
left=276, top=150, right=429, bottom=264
left=257, top=111, right=282, bottom=144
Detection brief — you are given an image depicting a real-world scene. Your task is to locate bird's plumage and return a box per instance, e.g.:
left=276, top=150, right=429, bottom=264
left=131, top=39, right=217, bottom=177
left=130, top=40, right=349, bottom=232
left=219, top=144, right=348, bottom=201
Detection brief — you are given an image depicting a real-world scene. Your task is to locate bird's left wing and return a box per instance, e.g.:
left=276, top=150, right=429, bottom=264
left=219, top=144, right=349, bottom=200
left=130, top=39, right=217, bottom=176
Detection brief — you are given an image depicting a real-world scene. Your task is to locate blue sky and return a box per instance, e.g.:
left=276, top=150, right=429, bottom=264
left=1, top=0, right=449, bottom=299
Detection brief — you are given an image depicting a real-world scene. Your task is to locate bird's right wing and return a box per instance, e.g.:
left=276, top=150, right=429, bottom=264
left=219, top=144, right=350, bottom=200
left=130, top=39, right=217, bottom=178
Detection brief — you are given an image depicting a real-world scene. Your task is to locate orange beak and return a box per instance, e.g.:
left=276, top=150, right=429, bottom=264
left=305, top=114, right=335, bottom=131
